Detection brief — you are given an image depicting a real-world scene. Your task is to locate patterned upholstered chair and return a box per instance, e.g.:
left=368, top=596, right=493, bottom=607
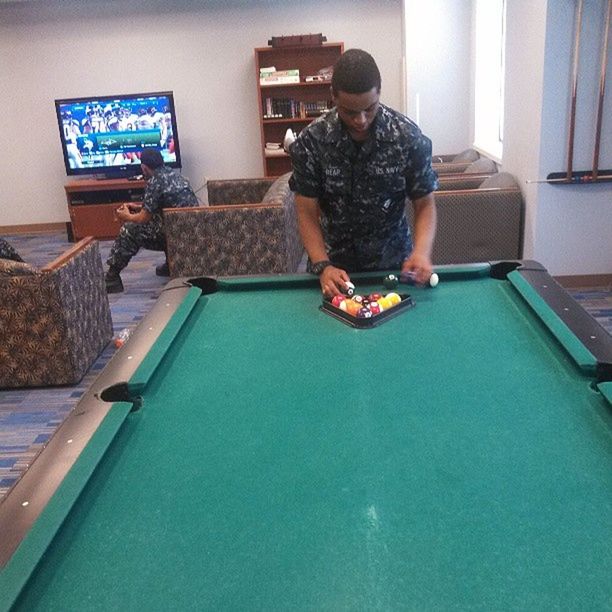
left=0, top=237, right=112, bottom=388
left=408, top=172, right=524, bottom=264
left=164, top=173, right=304, bottom=277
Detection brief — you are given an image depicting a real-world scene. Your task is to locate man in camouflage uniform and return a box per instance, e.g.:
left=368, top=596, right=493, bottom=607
left=289, top=49, right=438, bottom=297
left=0, top=238, right=23, bottom=262
left=105, top=148, right=198, bottom=293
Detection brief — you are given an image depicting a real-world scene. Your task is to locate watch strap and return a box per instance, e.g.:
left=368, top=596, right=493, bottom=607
left=311, top=260, right=332, bottom=275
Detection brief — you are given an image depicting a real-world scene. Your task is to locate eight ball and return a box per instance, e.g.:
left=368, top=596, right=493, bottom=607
left=383, top=274, right=399, bottom=289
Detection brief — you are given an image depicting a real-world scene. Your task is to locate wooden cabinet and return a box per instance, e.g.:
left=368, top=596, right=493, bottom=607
left=64, top=178, right=146, bottom=240
left=255, top=42, right=343, bottom=177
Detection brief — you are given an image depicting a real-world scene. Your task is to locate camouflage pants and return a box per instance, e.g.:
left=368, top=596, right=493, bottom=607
left=106, top=215, right=165, bottom=272
left=0, top=238, right=23, bottom=262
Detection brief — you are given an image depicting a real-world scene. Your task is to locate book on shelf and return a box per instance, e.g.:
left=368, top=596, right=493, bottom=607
left=260, top=68, right=300, bottom=85
left=262, top=97, right=330, bottom=120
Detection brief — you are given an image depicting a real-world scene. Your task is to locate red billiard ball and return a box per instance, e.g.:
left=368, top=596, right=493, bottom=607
left=331, top=294, right=345, bottom=308
left=369, top=301, right=381, bottom=315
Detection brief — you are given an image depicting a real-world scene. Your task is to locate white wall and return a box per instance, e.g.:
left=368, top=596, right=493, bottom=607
left=503, top=0, right=612, bottom=275
left=0, top=0, right=402, bottom=227
left=403, top=0, right=472, bottom=154
left=501, top=0, right=548, bottom=261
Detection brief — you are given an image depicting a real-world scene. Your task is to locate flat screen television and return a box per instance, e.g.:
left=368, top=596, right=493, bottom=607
left=54, top=91, right=182, bottom=178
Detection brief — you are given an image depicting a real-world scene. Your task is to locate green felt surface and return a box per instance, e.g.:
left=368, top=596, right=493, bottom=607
left=10, top=274, right=612, bottom=610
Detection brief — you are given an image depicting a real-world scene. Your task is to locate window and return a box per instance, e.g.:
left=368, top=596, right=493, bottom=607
left=473, top=0, right=506, bottom=161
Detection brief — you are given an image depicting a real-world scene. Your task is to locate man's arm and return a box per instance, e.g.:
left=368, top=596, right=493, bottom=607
left=115, top=203, right=152, bottom=224
left=295, top=194, right=350, bottom=297
left=401, top=192, right=437, bottom=284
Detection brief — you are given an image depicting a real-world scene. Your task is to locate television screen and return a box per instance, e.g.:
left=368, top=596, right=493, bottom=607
left=54, top=91, right=182, bottom=177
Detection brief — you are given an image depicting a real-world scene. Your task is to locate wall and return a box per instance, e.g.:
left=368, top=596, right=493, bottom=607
left=0, top=0, right=402, bottom=226
left=403, top=0, right=472, bottom=155
left=502, top=0, right=612, bottom=275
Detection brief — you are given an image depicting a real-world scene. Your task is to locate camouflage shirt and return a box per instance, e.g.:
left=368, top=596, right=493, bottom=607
left=289, top=104, right=438, bottom=271
left=143, top=166, right=198, bottom=216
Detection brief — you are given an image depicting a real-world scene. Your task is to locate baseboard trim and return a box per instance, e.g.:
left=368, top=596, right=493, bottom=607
left=555, top=274, right=612, bottom=289
left=0, top=222, right=68, bottom=235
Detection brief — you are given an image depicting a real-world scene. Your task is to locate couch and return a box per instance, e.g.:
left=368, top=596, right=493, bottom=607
left=0, top=237, right=112, bottom=388
left=433, top=149, right=498, bottom=175
left=408, top=172, right=524, bottom=264
left=164, top=173, right=304, bottom=277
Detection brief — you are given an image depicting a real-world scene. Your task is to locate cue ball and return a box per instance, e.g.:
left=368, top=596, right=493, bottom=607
left=429, top=273, right=439, bottom=288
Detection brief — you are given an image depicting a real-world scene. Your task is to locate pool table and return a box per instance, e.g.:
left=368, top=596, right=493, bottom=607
left=1, top=262, right=611, bottom=610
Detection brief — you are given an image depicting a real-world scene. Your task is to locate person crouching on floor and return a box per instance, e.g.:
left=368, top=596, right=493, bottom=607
left=105, top=148, right=198, bottom=293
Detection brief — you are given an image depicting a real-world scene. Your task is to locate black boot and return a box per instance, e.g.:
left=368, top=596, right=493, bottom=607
left=155, top=260, right=170, bottom=277
left=105, top=268, right=124, bottom=293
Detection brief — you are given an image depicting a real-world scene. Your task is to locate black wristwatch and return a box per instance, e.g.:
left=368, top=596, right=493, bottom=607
left=311, top=259, right=332, bottom=275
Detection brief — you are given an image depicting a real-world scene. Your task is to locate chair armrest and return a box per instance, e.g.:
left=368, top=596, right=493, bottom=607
left=41, top=236, right=95, bottom=271
left=437, top=174, right=494, bottom=191
left=432, top=161, right=472, bottom=174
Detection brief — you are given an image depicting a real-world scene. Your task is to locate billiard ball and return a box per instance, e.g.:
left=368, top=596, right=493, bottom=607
left=383, top=274, right=399, bottom=289
left=344, top=281, right=355, bottom=297
left=345, top=300, right=361, bottom=316
left=377, top=296, right=393, bottom=310
left=352, top=295, right=364, bottom=304
left=369, top=301, right=382, bottom=315
left=368, top=292, right=382, bottom=302
left=400, top=270, right=439, bottom=288
left=331, top=294, right=345, bottom=308
left=357, top=307, right=372, bottom=318
left=386, top=292, right=402, bottom=306
left=400, top=271, right=418, bottom=285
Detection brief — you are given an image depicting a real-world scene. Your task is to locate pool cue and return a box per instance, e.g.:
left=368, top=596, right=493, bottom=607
left=566, top=0, right=584, bottom=181
left=526, top=174, right=612, bottom=184
left=592, top=0, right=612, bottom=179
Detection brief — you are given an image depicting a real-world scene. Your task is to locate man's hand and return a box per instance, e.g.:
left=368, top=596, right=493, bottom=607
left=114, top=203, right=151, bottom=224
left=401, top=252, right=433, bottom=285
left=319, top=265, right=351, bottom=298
left=114, top=204, right=132, bottom=222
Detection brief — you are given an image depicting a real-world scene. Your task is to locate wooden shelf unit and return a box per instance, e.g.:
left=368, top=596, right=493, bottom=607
left=64, top=177, right=146, bottom=240
left=255, top=42, right=343, bottom=177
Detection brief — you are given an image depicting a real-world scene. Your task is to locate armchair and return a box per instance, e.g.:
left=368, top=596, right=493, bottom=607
left=409, top=172, right=524, bottom=264
left=0, top=237, right=112, bottom=388
left=165, top=173, right=304, bottom=277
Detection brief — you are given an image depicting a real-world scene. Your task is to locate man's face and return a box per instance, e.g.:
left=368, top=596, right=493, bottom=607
left=141, top=163, right=153, bottom=179
left=332, top=87, right=380, bottom=141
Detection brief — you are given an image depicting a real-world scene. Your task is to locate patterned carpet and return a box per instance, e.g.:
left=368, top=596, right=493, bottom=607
left=0, top=230, right=611, bottom=502
left=0, top=231, right=167, bottom=500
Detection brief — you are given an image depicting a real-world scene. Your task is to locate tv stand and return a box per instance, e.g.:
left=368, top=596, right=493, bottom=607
left=65, top=177, right=146, bottom=240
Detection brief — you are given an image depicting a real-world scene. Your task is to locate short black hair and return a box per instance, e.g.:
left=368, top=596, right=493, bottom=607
left=140, top=149, right=164, bottom=169
left=331, top=49, right=381, bottom=95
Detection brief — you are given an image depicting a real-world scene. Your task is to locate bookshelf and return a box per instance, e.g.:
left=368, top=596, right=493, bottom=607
left=255, top=42, right=344, bottom=177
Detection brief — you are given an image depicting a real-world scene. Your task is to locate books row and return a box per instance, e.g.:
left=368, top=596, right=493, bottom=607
left=259, top=67, right=300, bottom=85
left=263, top=98, right=330, bottom=120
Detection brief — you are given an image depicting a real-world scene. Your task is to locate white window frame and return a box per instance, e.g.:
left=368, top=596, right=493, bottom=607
left=473, top=0, right=506, bottom=162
